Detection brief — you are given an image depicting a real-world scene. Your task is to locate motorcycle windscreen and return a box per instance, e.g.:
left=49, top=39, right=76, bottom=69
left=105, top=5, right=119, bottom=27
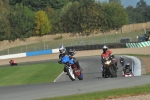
left=61, top=55, right=74, bottom=64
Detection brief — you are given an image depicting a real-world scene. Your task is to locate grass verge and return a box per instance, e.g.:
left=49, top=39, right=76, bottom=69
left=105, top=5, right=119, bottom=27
left=0, top=62, right=62, bottom=86
left=39, top=84, right=150, bottom=100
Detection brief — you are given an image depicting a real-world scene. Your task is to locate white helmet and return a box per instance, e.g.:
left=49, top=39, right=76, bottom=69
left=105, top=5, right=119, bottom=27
left=103, top=45, right=108, bottom=52
left=59, top=46, right=66, bottom=54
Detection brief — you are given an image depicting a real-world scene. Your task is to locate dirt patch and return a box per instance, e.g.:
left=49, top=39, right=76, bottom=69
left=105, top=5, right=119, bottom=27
left=138, top=57, right=150, bottom=74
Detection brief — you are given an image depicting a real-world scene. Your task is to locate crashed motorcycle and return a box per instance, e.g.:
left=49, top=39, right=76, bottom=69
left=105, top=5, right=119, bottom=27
left=60, top=55, right=83, bottom=81
left=102, top=55, right=117, bottom=78
left=9, top=60, right=18, bottom=66
left=120, top=56, right=125, bottom=66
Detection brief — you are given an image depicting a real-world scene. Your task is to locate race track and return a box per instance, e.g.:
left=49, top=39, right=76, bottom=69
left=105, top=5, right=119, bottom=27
left=0, top=55, right=150, bottom=100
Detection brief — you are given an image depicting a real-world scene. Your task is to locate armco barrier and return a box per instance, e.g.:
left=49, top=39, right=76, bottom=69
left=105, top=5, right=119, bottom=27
left=0, top=53, right=26, bottom=60
left=66, top=43, right=126, bottom=51
left=0, top=49, right=59, bottom=60
left=26, top=50, right=52, bottom=57
left=0, top=43, right=128, bottom=60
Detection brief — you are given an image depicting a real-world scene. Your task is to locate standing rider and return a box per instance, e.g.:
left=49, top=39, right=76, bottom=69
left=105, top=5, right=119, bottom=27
left=101, top=45, right=118, bottom=72
left=58, top=46, right=81, bottom=72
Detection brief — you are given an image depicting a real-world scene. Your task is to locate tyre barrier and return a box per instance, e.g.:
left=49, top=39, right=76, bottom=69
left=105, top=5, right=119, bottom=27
left=66, top=43, right=126, bottom=51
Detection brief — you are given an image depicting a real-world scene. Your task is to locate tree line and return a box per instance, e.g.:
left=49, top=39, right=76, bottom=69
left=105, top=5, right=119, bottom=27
left=0, top=0, right=149, bottom=41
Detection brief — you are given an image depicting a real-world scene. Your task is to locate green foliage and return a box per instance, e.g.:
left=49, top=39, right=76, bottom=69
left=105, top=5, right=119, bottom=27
left=34, top=10, right=51, bottom=35
left=109, top=0, right=121, bottom=4
left=79, top=0, right=98, bottom=34
left=61, top=0, right=99, bottom=34
left=9, top=0, right=50, bottom=11
left=100, top=2, right=128, bottom=31
left=8, top=4, right=34, bottom=41
left=60, top=0, right=128, bottom=34
left=9, top=0, right=70, bottom=11
left=126, top=0, right=150, bottom=24
left=60, top=1, right=80, bottom=33
left=45, top=7, right=62, bottom=34
left=4, top=0, right=150, bottom=41
left=49, top=0, right=70, bottom=9
left=0, top=0, right=11, bottom=41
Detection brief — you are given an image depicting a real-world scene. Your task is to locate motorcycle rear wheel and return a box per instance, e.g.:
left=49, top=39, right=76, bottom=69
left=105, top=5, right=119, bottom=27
left=108, top=67, right=117, bottom=78
left=78, top=73, right=83, bottom=80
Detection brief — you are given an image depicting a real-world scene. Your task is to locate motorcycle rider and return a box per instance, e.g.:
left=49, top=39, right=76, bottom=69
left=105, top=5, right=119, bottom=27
left=58, top=45, right=81, bottom=72
left=122, top=62, right=132, bottom=74
left=9, top=59, right=15, bottom=64
left=120, top=56, right=125, bottom=66
left=101, top=45, right=118, bottom=73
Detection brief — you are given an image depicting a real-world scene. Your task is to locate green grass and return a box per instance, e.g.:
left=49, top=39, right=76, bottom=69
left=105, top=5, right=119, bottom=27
left=0, top=30, right=144, bottom=55
left=39, top=84, right=150, bottom=100
left=0, top=62, right=62, bottom=86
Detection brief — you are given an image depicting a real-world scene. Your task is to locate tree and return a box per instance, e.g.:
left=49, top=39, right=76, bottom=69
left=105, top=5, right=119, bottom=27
left=9, top=0, right=71, bottom=11
left=79, top=0, right=99, bottom=34
left=60, top=1, right=79, bottom=33
left=49, top=0, right=70, bottom=9
left=126, top=6, right=135, bottom=23
left=45, top=6, right=62, bottom=33
left=100, top=2, right=128, bottom=31
left=60, top=0, right=100, bottom=35
left=125, top=0, right=150, bottom=24
left=109, top=0, right=121, bottom=4
left=8, top=4, right=35, bottom=41
left=0, top=0, right=11, bottom=41
left=135, top=0, right=148, bottom=23
left=34, top=10, right=51, bottom=35
left=136, top=0, right=147, bottom=8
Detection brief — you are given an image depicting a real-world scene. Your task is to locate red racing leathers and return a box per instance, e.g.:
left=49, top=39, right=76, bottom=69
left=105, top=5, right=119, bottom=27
left=101, top=50, right=112, bottom=59
left=101, top=50, right=118, bottom=72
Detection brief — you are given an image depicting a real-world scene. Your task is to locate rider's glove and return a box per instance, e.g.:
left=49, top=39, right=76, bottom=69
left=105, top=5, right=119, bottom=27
left=68, top=55, right=72, bottom=59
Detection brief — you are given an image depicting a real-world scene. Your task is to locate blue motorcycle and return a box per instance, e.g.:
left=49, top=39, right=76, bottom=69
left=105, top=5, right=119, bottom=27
left=60, top=55, right=83, bottom=81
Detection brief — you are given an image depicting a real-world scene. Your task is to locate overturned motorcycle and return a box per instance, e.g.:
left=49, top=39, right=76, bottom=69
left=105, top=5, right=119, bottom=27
left=102, top=55, right=117, bottom=78
left=60, top=55, right=83, bottom=81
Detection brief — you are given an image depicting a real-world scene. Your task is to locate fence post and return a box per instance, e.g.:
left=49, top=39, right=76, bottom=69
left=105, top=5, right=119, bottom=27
left=8, top=48, right=9, bottom=55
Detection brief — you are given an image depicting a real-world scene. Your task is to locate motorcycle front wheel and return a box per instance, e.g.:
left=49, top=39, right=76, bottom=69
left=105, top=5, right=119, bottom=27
left=67, top=67, right=75, bottom=81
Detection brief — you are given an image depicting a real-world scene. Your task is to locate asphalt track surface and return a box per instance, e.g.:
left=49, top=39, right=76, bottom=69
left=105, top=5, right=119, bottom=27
left=0, top=55, right=150, bottom=100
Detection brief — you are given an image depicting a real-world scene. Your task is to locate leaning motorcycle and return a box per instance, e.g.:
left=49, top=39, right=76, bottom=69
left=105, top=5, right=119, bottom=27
left=102, top=55, right=117, bottom=78
left=61, top=55, right=83, bottom=81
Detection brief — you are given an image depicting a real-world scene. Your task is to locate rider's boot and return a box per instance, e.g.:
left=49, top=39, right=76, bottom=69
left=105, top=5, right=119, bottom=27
left=64, top=66, right=67, bottom=72
left=75, top=61, right=82, bottom=70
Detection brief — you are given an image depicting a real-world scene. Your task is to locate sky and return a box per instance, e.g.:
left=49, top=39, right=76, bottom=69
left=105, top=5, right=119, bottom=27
left=98, top=0, right=150, bottom=8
